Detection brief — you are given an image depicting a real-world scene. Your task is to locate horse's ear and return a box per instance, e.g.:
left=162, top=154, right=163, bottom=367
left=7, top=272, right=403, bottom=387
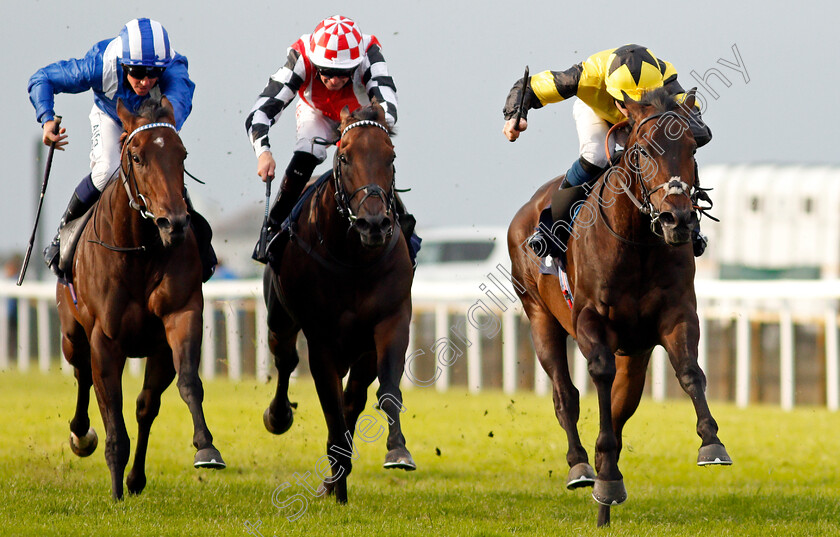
left=340, top=106, right=352, bottom=122
left=116, top=98, right=133, bottom=131
left=370, top=100, right=386, bottom=123
left=160, top=95, right=175, bottom=119
left=681, top=88, right=697, bottom=113
left=621, top=91, right=648, bottom=120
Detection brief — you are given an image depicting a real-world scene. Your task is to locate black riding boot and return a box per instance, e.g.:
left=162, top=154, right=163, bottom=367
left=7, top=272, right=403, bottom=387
left=43, top=191, right=97, bottom=277
left=692, top=162, right=711, bottom=257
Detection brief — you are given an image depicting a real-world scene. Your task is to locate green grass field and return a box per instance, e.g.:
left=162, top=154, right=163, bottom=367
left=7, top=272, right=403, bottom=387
left=1, top=369, right=839, bottom=536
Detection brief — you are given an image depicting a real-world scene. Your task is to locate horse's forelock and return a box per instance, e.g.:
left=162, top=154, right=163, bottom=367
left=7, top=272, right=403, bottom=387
left=136, top=97, right=174, bottom=124
left=342, top=105, right=395, bottom=136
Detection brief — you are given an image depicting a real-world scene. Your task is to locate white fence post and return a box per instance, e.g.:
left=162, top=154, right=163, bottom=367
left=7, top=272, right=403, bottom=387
left=224, top=301, right=241, bottom=381
left=574, top=345, right=588, bottom=396
left=502, top=308, right=517, bottom=394
left=652, top=346, right=668, bottom=402
left=256, top=297, right=269, bottom=383
left=18, top=300, right=30, bottom=373
left=534, top=348, right=550, bottom=396
left=202, top=300, right=216, bottom=380
left=434, top=303, right=449, bottom=392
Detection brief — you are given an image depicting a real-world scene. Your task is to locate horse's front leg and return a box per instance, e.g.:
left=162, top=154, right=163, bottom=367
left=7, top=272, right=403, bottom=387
left=308, top=343, right=352, bottom=503
left=89, top=326, right=130, bottom=500
left=660, top=307, right=732, bottom=466
left=575, top=307, right=626, bottom=507
left=127, top=351, right=176, bottom=495
left=163, top=308, right=225, bottom=469
left=374, top=308, right=415, bottom=471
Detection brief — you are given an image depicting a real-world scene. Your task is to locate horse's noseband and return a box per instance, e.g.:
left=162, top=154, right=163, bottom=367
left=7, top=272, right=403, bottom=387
left=120, top=122, right=179, bottom=220
left=332, top=120, right=396, bottom=234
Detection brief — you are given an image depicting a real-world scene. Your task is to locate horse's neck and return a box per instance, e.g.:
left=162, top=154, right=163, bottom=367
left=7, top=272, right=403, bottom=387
left=594, top=162, right=649, bottom=240
left=97, top=180, right=148, bottom=244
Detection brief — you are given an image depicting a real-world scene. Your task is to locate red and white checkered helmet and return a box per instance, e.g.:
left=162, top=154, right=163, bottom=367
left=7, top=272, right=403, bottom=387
left=308, top=15, right=364, bottom=70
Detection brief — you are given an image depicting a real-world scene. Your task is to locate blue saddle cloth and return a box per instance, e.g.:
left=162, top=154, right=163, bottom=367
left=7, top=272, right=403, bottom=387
left=280, top=170, right=333, bottom=235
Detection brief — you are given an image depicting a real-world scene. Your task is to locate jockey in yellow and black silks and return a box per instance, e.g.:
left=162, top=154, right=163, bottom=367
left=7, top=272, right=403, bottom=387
left=502, top=44, right=712, bottom=256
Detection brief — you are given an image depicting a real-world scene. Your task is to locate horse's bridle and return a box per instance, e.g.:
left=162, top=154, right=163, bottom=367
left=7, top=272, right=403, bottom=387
left=119, top=122, right=179, bottom=221
left=332, top=119, right=397, bottom=235
left=602, top=112, right=706, bottom=238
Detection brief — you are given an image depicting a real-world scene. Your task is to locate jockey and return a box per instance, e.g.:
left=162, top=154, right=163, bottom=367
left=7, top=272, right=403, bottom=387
left=246, top=15, right=417, bottom=265
left=29, top=18, right=214, bottom=280
left=502, top=44, right=712, bottom=256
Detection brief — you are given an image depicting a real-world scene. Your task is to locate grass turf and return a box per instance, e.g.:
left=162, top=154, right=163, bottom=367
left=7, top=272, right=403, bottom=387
left=1, top=369, right=839, bottom=536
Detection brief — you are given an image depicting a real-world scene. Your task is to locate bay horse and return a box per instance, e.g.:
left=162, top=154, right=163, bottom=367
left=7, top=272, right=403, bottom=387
left=262, top=103, right=415, bottom=504
left=507, top=88, right=731, bottom=525
left=56, top=96, right=224, bottom=500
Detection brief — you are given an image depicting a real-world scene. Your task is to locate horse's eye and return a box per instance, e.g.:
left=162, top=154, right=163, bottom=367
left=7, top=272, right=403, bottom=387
left=338, top=153, right=348, bottom=164
left=132, top=154, right=141, bottom=164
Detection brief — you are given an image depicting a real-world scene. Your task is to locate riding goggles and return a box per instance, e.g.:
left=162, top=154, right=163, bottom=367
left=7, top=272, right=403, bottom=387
left=317, top=66, right=356, bottom=79
left=124, top=65, right=166, bottom=79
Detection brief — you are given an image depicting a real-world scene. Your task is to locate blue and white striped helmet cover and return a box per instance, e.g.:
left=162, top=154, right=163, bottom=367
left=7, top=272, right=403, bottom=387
left=118, top=18, right=172, bottom=67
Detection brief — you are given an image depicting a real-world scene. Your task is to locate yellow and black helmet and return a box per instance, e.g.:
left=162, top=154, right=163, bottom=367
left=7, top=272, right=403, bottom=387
left=605, top=44, right=664, bottom=101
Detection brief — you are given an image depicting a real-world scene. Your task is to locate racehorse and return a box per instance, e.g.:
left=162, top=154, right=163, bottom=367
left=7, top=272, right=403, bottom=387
left=261, top=103, right=415, bottom=504
left=56, top=96, right=225, bottom=500
left=507, top=88, right=731, bottom=525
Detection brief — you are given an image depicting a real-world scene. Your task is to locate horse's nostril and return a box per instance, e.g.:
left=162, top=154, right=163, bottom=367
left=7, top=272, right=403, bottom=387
left=659, top=212, right=676, bottom=227
left=156, top=217, right=172, bottom=231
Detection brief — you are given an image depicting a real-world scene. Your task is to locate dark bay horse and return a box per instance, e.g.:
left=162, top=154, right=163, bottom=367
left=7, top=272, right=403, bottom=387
left=56, top=97, right=224, bottom=500
left=262, top=103, right=415, bottom=504
left=508, top=88, right=731, bottom=525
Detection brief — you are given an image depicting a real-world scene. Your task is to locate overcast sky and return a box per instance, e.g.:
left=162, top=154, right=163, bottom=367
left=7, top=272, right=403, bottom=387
left=2, top=0, right=835, bottom=272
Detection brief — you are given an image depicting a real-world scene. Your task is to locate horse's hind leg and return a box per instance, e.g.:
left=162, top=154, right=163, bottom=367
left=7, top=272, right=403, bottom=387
left=62, top=324, right=98, bottom=457
left=374, top=312, right=415, bottom=471
left=263, top=268, right=300, bottom=434
left=127, top=353, right=176, bottom=495
left=529, top=309, right=593, bottom=488
left=264, top=325, right=300, bottom=434
left=660, top=312, right=732, bottom=466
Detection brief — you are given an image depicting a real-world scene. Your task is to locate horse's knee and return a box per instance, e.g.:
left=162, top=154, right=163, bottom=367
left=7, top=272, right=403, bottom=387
left=135, top=393, right=161, bottom=426
left=676, top=364, right=707, bottom=393
left=587, top=350, right=616, bottom=381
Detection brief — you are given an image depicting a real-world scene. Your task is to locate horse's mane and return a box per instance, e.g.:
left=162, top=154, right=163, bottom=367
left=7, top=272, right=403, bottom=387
left=344, top=105, right=396, bottom=136
left=135, top=97, right=174, bottom=124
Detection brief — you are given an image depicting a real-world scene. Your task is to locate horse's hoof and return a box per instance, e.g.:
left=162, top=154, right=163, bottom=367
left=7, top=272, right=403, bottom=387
left=566, top=462, right=596, bottom=489
left=592, top=478, right=627, bottom=506
left=263, top=406, right=294, bottom=435
left=69, top=428, right=98, bottom=457
left=194, top=446, right=226, bottom=469
left=383, top=447, right=416, bottom=471
left=697, top=443, right=733, bottom=466
left=126, top=470, right=146, bottom=496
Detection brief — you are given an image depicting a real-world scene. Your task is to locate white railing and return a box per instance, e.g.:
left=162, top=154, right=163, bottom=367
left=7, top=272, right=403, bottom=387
left=1, top=278, right=838, bottom=411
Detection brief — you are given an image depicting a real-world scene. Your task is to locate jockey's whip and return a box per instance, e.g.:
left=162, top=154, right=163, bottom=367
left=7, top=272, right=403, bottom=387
left=18, top=116, right=62, bottom=285
left=513, top=65, right=529, bottom=132
left=255, top=174, right=272, bottom=261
